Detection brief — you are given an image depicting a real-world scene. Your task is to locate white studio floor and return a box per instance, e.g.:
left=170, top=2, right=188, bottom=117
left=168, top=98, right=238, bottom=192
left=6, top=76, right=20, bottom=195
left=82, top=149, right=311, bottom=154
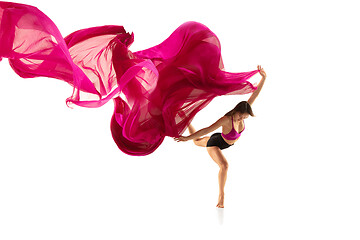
left=1, top=0, right=359, bottom=239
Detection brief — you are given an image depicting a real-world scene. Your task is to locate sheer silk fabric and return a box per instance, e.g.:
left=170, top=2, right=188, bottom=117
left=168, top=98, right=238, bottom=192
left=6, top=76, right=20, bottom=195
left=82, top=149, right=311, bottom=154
left=0, top=2, right=259, bottom=155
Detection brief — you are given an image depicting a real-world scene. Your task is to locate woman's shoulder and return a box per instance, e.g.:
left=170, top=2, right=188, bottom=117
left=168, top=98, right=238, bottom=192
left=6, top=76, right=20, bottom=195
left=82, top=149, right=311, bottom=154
left=219, top=115, right=230, bottom=121
left=223, top=115, right=232, bottom=121
left=212, top=116, right=229, bottom=127
left=219, top=115, right=232, bottom=126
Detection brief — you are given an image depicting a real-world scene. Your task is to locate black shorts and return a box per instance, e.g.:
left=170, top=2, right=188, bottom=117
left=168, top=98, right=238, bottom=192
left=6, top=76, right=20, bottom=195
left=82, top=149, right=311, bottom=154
left=206, top=133, right=233, bottom=150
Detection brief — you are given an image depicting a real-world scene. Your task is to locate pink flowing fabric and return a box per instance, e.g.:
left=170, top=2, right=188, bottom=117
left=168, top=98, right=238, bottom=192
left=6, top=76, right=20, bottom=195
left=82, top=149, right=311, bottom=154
left=0, top=2, right=259, bottom=156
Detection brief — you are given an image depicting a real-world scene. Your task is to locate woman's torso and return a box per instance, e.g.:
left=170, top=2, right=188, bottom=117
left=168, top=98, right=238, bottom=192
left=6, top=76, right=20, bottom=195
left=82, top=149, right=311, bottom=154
left=221, top=116, right=245, bottom=145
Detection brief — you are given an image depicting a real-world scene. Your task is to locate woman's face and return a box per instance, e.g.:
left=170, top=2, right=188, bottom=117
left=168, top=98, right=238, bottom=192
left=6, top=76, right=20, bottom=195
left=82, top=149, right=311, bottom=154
left=234, top=112, right=249, bottom=121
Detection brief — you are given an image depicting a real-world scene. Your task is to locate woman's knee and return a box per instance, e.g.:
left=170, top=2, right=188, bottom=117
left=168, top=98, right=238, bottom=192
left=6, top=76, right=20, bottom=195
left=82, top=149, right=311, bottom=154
left=219, top=162, right=229, bottom=170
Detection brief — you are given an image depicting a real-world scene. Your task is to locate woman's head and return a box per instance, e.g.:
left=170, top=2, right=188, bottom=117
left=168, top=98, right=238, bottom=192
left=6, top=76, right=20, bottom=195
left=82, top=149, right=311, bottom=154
left=224, top=101, right=254, bottom=120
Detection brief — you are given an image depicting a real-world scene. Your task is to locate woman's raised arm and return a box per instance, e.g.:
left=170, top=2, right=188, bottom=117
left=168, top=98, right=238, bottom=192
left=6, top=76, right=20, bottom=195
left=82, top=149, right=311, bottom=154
left=247, top=65, right=267, bottom=106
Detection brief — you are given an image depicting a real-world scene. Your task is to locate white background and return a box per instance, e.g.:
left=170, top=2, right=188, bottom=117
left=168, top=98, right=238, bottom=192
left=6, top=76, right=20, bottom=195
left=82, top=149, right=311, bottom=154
left=0, top=0, right=359, bottom=239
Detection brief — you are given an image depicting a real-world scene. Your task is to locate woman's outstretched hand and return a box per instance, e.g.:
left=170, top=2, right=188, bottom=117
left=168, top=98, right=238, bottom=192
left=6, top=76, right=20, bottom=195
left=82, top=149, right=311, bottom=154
left=174, top=136, right=190, bottom=142
left=257, top=65, right=266, bottom=79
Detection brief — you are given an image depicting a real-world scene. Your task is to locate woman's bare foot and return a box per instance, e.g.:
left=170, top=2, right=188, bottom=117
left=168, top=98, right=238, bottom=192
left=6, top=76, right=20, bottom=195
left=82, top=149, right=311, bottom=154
left=216, top=194, right=224, bottom=208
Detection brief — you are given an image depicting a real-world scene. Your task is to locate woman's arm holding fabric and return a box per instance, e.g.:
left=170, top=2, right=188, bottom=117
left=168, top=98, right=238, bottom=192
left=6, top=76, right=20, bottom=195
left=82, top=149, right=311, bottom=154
left=248, top=65, right=267, bottom=106
left=175, top=116, right=227, bottom=142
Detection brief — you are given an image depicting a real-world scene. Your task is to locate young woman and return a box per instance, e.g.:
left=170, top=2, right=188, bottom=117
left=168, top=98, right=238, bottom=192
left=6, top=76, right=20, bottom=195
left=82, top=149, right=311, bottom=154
left=175, top=65, right=267, bottom=208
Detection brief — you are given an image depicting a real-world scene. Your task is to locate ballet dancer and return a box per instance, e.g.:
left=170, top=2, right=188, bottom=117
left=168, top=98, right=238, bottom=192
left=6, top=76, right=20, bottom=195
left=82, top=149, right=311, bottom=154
left=175, top=65, right=267, bottom=208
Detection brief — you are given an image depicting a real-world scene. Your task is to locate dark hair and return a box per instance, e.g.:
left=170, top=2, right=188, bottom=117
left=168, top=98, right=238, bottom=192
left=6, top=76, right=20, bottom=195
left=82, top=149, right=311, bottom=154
left=224, top=101, right=254, bottom=117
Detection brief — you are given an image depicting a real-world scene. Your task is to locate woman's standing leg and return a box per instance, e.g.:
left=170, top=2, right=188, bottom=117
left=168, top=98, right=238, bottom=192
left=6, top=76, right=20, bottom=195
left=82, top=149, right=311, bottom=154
left=206, top=146, right=228, bottom=208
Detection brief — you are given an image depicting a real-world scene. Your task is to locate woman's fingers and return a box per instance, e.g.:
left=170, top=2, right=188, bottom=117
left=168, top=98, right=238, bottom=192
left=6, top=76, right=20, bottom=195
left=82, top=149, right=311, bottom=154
left=174, top=137, right=185, bottom=142
left=257, top=65, right=266, bottom=78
